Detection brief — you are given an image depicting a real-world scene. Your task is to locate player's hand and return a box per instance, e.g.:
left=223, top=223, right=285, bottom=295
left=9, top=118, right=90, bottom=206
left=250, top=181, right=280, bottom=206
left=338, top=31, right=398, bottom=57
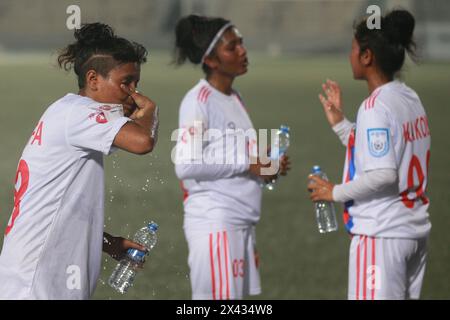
left=120, top=84, right=156, bottom=121
left=307, top=174, right=334, bottom=202
left=249, top=156, right=277, bottom=182
left=103, top=233, right=147, bottom=262
left=318, top=79, right=344, bottom=127
left=279, top=154, right=291, bottom=176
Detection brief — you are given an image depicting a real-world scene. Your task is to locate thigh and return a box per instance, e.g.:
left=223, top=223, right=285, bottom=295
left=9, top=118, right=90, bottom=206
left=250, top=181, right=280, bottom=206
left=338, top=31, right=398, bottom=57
left=406, top=237, right=428, bottom=299
left=348, top=236, right=416, bottom=300
left=185, top=227, right=260, bottom=300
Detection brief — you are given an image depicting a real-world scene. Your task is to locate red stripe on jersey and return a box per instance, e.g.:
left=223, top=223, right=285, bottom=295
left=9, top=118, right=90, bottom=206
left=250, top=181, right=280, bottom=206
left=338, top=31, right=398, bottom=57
left=370, top=89, right=381, bottom=108
left=223, top=231, right=230, bottom=300
left=209, top=233, right=216, bottom=300
left=216, top=232, right=223, bottom=300
left=365, top=89, right=381, bottom=110
left=198, top=86, right=207, bottom=103
left=204, top=89, right=211, bottom=103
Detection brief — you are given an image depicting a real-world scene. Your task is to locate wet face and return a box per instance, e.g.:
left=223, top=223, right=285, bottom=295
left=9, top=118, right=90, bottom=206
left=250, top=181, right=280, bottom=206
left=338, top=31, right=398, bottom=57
left=349, top=38, right=365, bottom=80
left=209, top=27, right=248, bottom=77
left=91, top=62, right=141, bottom=117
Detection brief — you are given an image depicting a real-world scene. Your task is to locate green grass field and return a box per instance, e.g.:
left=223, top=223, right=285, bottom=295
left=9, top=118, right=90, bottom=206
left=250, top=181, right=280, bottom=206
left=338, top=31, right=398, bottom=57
left=0, top=52, right=449, bottom=299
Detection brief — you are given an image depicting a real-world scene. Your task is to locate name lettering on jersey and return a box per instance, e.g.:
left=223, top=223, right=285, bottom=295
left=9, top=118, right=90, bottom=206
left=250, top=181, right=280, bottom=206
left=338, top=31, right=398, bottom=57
left=66, top=265, right=81, bottom=290
left=402, top=116, right=430, bottom=143
left=367, top=128, right=390, bottom=157
left=30, top=121, right=44, bottom=146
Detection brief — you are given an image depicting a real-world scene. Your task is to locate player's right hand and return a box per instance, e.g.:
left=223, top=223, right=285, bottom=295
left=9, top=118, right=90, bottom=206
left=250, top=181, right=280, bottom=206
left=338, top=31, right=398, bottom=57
left=249, top=156, right=278, bottom=182
left=318, top=79, right=344, bottom=127
left=120, top=84, right=156, bottom=120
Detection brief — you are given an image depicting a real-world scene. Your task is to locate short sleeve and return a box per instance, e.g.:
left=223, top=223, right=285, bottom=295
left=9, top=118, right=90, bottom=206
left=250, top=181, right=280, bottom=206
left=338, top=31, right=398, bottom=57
left=356, top=101, right=397, bottom=171
left=66, top=102, right=131, bottom=155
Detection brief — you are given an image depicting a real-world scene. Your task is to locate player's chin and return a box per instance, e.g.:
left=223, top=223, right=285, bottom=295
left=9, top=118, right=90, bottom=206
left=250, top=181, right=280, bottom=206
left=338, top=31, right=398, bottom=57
left=237, top=66, right=248, bottom=76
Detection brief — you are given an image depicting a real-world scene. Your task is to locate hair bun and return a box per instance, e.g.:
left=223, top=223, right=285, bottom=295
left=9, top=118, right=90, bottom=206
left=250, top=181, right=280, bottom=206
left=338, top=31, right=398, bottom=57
left=385, top=10, right=415, bottom=47
left=74, top=23, right=115, bottom=46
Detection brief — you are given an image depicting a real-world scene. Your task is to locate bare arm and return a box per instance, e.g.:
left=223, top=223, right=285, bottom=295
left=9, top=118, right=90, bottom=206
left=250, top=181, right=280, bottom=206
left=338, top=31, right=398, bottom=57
left=113, top=85, right=159, bottom=154
left=103, top=232, right=147, bottom=261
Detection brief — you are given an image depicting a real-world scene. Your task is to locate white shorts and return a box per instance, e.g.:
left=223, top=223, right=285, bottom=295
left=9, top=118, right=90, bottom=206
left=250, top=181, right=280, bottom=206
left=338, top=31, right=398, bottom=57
left=184, top=225, right=261, bottom=300
left=348, top=235, right=428, bottom=300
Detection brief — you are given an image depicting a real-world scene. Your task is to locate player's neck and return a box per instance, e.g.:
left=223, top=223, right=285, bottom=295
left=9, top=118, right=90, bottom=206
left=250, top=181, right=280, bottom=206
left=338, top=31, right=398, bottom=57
left=206, top=73, right=234, bottom=96
left=366, top=70, right=392, bottom=94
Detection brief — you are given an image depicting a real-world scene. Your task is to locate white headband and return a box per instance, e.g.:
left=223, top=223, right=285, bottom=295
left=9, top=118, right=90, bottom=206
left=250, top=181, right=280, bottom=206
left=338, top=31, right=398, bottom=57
left=201, top=22, right=233, bottom=63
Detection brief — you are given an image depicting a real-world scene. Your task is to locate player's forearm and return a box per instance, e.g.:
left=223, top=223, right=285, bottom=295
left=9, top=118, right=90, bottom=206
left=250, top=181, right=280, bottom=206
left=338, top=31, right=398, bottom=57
left=175, top=134, right=251, bottom=180
left=175, top=162, right=249, bottom=181
left=332, top=118, right=354, bottom=146
left=332, top=168, right=398, bottom=202
left=133, top=106, right=159, bottom=144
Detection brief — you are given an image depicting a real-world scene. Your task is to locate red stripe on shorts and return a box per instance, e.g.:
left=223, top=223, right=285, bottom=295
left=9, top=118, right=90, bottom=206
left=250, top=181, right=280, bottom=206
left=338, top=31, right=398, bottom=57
left=209, top=233, right=216, bottom=300
left=372, top=237, right=376, bottom=300
left=356, top=236, right=361, bottom=300
left=217, top=232, right=223, bottom=300
left=223, top=231, right=230, bottom=300
left=363, top=235, right=368, bottom=300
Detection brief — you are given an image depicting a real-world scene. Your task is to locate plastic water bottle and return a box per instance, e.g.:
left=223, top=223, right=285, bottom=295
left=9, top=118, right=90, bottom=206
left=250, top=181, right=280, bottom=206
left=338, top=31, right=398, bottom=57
left=311, top=166, right=338, bottom=233
left=265, top=125, right=290, bottom=190
left=108, top=222, right=159, bottom=294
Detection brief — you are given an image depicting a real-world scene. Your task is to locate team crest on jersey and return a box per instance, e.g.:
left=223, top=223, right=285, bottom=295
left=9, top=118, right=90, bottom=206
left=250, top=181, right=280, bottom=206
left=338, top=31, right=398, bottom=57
left=367, top=128, right=389, bottom=157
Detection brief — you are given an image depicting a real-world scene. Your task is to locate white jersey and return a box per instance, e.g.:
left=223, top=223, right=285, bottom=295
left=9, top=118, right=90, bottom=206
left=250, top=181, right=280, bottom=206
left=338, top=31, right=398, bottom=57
left=342, top=81, right=431, bottom=238
left=175, top=79, right=262, bottom=229
left=0, top=94, right=130, bottom=299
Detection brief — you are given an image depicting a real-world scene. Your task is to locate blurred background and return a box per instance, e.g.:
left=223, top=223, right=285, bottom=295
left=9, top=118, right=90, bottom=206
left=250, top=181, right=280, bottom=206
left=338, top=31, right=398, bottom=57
left=0, top=0, right=449, bottom=299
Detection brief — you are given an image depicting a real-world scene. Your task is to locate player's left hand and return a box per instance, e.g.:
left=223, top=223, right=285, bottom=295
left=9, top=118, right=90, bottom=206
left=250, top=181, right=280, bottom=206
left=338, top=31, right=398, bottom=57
left=307, top=175, right=334, bottom=202
left=103, top=233, right=147, bottom=261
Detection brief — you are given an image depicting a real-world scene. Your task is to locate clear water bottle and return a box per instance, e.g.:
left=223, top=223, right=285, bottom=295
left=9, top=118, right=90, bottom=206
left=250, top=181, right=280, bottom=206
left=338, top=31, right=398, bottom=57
left=265, top=125, right=290, bottom=190
left=108, top=222, right=159, bottom=294
left=311, top=166, right=338, bottom=233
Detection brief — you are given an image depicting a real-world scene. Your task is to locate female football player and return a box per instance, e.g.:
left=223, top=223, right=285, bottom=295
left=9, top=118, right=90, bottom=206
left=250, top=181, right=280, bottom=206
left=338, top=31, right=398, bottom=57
left=173, top=15, right=291, bottom=299
left=309, top=10, right=431, bottom=300
left=0, top=23, right=159, bottom=299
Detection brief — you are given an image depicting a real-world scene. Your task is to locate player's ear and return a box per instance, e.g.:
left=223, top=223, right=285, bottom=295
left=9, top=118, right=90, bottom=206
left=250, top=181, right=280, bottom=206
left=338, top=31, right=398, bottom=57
left=85, top=70, right=99, bottom=91
left=203, top=55, right=220, bottom=71
left=360, top=48, right=373, bottom=67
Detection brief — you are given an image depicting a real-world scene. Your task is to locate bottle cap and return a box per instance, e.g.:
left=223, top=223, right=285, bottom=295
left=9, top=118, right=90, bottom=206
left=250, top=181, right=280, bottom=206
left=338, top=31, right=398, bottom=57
left=147, top=222, right=159, bottom=232
left=312, top=165, right=322, bottom=174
